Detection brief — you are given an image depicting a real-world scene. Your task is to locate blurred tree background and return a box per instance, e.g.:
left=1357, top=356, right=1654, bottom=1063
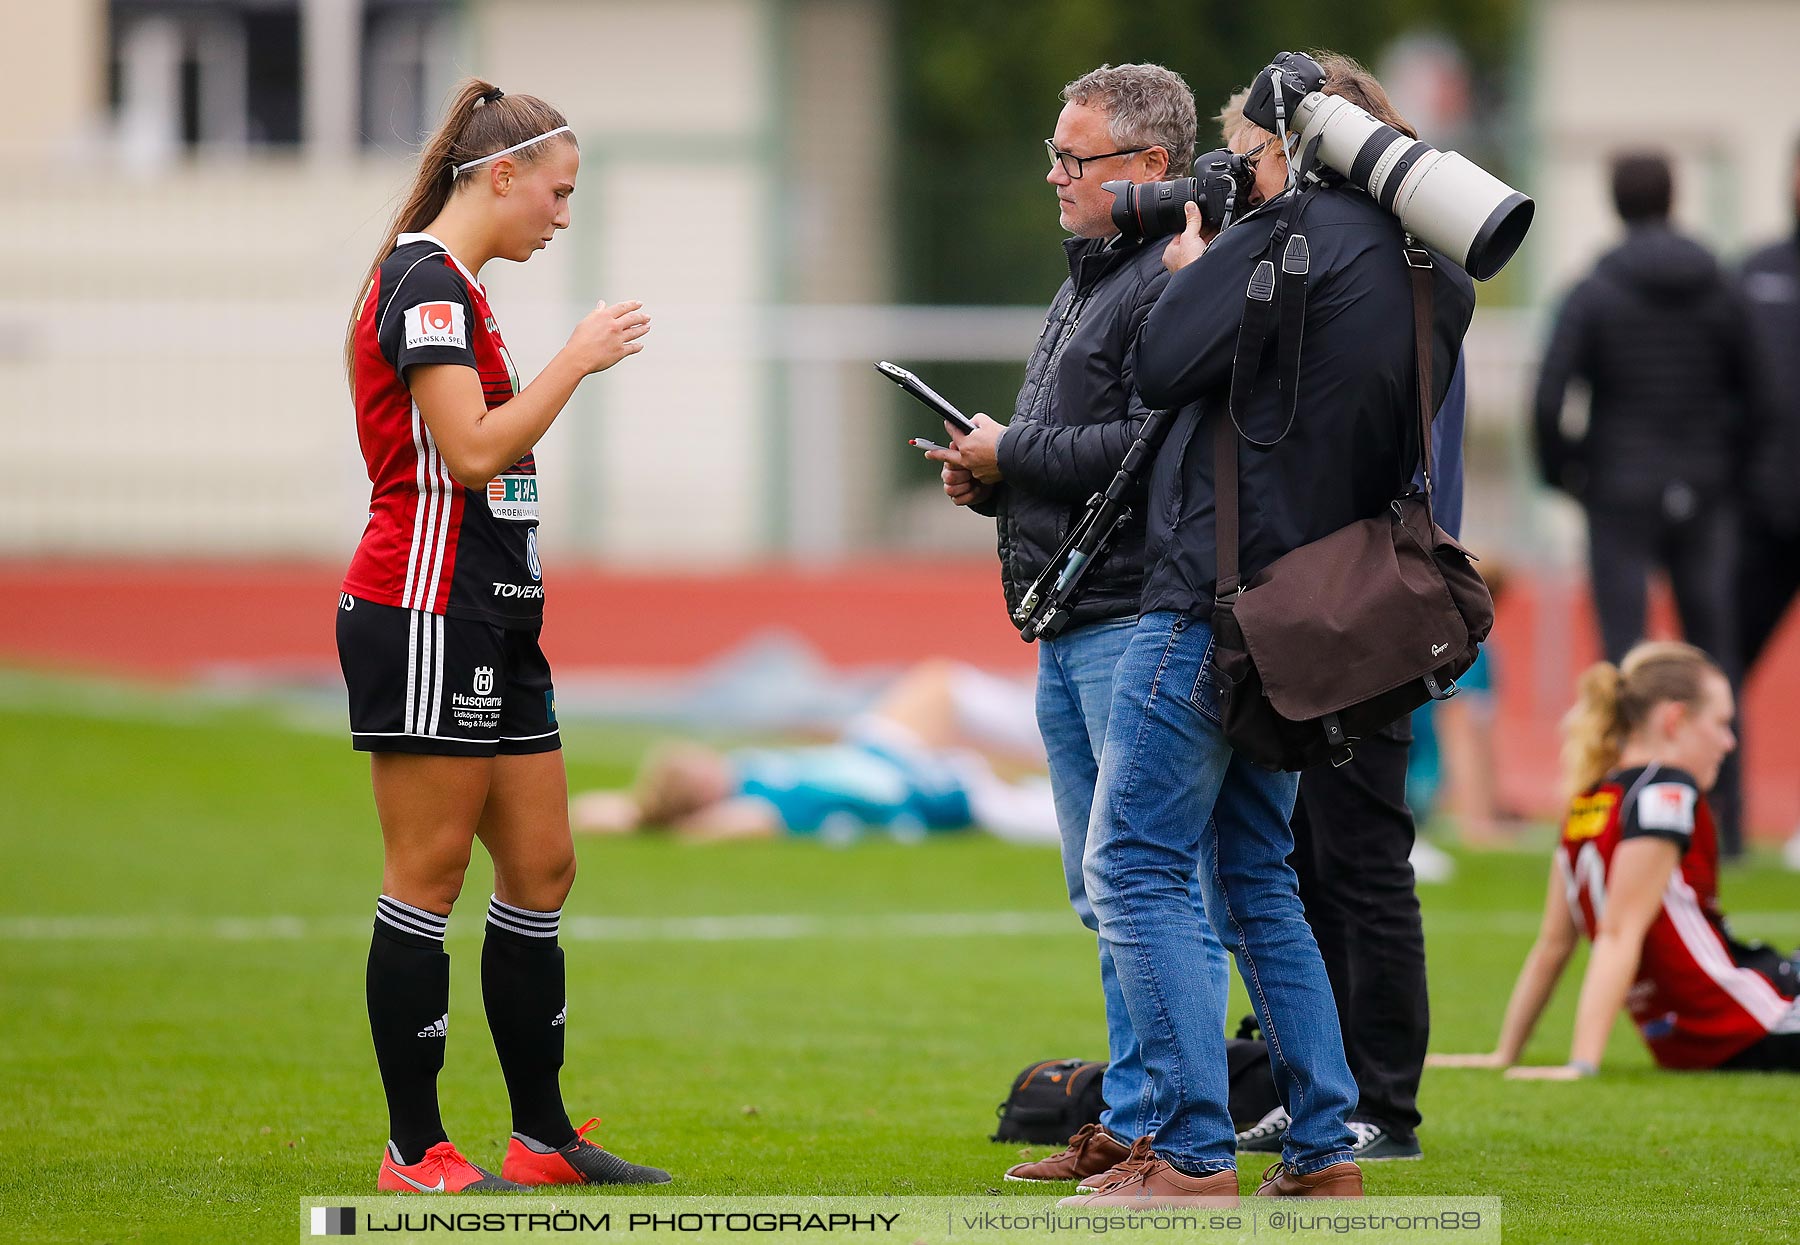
left=893, top=0, right=1524, bottom=305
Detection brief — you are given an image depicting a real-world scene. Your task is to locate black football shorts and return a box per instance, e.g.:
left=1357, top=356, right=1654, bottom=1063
left=336, top=593, right=561, bottom=756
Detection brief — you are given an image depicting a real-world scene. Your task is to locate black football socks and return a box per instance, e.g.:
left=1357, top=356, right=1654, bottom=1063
left=482, top=896, right=576, bottom=1149
left=368, top=896, right=452, bottom=1165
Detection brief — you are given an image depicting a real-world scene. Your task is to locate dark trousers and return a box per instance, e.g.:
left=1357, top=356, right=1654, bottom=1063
left=1736, top=511, right=1800, bottom=850
left=1585, top=495, right=1743, bottom=856
left=1289, top=726, right=1427, bottom=1138
left=1738, top=509, right=1800, bottom=674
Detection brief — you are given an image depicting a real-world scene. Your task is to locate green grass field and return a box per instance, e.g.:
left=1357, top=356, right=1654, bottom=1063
left=3, top=673, right=1798, bottom=1244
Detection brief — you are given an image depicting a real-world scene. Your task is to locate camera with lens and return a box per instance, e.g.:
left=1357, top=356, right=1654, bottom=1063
left=1243, top=50, right=1532, bottom=280
left=1103, top=147, right=1254, bottom=244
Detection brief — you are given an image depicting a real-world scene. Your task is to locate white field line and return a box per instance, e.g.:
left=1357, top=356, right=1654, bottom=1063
left=2, top=911, right=1795, bottom=943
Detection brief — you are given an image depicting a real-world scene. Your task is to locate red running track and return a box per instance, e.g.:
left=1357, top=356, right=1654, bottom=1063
left=2, top=559, right=1795, bottom=837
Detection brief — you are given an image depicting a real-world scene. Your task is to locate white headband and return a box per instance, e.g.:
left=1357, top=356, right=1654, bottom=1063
left=452, top=125, right=573, bottom=176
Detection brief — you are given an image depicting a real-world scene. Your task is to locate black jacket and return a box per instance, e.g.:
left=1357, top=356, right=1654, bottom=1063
left=1532, top=224, right=1749, bottom=506
left=1132, top=184, right=1475, bottom=618
left=1739, top=229, right=1800, bottom=530
left=979, top=234, right=1175, bottom=629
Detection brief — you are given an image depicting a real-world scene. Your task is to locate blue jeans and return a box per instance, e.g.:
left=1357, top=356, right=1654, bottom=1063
left=1083, top=612, right=1356, bottom=1174
left=1037, top=615, right=1225, bottom=1141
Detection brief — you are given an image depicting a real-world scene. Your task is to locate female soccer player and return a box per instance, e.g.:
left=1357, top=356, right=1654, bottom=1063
left=337, top=79, right=666, bottom=1192
left=1431, top=642, right=1799, bottom=1079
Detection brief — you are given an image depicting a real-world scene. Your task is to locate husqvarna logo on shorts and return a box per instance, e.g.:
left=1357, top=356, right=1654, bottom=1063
left=473, top=667, right=495, bottom=696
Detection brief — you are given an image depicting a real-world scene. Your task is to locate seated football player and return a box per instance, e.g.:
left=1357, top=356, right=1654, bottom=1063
left=1430, top=642, right=1799, bottom=1078
left=571, top=660, right=1058, bottom=845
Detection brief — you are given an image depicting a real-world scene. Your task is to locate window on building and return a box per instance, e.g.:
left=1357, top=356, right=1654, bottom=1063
left=109, top=0, right=301, bottom=154
left=108, top=0, right=455, bottom=159
left=360, top=0, right=455, bottom=151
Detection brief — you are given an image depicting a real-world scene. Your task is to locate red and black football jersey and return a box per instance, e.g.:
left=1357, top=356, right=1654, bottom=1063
left=342, top=233, right=544, bottom=628
left=1558, top=764, right=1792, bottom=1068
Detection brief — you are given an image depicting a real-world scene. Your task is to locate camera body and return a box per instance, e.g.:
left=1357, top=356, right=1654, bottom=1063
left=1103, top=148, right=1255, bottom=244
left=1242, top=51, right=1532, bottom=280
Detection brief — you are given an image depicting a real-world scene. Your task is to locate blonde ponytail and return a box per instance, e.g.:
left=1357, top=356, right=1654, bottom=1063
left=1561, top=661, right=1625, bottom=798
left=1560, top=641, right=1719, bottom=796
left=344, top=79, right=573, bottom=389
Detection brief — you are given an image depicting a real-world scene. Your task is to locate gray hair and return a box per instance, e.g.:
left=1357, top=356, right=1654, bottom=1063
left=1216, top=88, right=1259, bottom=147
left=1061, top=63, right=1196, bottom=174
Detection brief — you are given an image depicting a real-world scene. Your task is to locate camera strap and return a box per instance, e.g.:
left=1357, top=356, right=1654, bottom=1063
left=1216, top=140, right=1322, bottom=596
left=1224, top=136, right=1321, bottom=453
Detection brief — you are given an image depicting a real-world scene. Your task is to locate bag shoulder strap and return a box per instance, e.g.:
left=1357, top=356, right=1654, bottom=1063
left=1406, top=243, right=1438, bottom=528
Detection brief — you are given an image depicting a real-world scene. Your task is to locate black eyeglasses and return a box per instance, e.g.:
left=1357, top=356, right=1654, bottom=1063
left=1045, top=139, right=1151, bottom=179
left=1238, top=135, right=1274, bottom=174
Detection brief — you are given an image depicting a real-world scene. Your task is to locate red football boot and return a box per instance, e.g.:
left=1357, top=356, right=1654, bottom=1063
left=502, top=1117, right=672, bottom=1186
left=378, top=1140, right=525, bottom=1193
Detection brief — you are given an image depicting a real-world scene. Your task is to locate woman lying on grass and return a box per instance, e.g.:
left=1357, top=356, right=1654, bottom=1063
left=1431, top=641, right=1799, bottom=1078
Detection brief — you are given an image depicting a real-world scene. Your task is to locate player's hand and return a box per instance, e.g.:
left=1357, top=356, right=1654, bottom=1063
left=1426, top=1052, right=1509, bottom=1070
left=566, top=300, right=651, bottom=373
left=1162, top=201, right=1210, bottom=273
left=1503, top=1064, right=1587, bottom=1081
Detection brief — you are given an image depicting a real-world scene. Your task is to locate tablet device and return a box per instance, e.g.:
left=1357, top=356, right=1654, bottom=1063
left=875, top=360, right=978, bottom=436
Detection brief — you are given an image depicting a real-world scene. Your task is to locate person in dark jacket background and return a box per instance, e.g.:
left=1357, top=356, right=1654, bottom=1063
left=1736, top=137, right=1800, bottom=864
left=930, top=62, right=1227, bottom=1186
left=1532, top=151, right=1750, bottom=855
left=1069, top=53, right=1476, bottom=1205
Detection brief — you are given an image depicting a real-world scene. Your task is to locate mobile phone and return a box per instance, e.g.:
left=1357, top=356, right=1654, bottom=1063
left=875, top=360, right=978, bottom=436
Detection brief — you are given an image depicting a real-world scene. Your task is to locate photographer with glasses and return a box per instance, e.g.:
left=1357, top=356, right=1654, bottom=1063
left=927, top=63, right=1228, bottom=1188
left=1068, top=53, right=1477, bottom=1204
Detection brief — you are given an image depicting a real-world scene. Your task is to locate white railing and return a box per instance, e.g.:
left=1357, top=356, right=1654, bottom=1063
left=0, top=298, right=1562, bottom=562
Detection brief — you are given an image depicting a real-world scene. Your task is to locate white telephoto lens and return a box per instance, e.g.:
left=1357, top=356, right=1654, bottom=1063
left=1291, top=92, right=1531, bottom=280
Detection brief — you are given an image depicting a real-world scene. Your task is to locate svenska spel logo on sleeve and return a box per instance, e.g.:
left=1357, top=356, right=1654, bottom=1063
left=403, top=301, right=467, bottom=350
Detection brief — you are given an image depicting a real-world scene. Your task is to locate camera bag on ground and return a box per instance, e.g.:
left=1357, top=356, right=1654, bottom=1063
left=1208, top=186, right=1493, bottom=771
left=989, top=1022, right=1279, bottom=1144
left=991, top=1058, right=1107, bottom=1143
left=1226, top=1015, right=1282, bottom=1130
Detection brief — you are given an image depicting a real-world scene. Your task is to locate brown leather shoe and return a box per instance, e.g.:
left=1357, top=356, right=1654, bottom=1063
left=1058, top=1138, right=1239, bottom=1208
left=1255, top=1159, right=1364, bottom=1198
left=1074, top=1157, right=1133, bottom=1195
left=1004, top=1122, right=1130, bottom=1183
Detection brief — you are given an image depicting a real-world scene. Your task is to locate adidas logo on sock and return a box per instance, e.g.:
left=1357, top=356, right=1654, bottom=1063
left=417, top=1014, right=448, bottom=1039
left=552, top=1004, right=566, bottom=1028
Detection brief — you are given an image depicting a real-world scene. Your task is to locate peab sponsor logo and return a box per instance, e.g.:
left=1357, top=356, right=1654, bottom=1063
left=487, top=474, right=540, bottom=521
left=403, top=301, right=467, bottom=350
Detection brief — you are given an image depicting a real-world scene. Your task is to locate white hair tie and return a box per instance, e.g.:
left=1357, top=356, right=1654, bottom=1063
left=452, top=125, right=573, bottom=176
